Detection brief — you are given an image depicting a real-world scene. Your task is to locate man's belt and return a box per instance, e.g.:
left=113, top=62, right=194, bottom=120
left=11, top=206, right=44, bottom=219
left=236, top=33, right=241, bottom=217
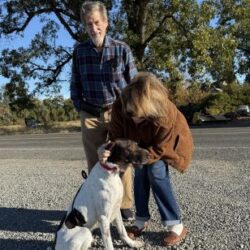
left=81, top=101, right=112, bottom=117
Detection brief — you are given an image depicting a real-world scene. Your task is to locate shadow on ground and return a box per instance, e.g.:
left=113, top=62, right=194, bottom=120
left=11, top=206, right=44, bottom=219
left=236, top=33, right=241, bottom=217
left=0, top=239, right=51, bottom=250
left=0, top=207, right=65, bottom=233
left=0, top=207, right=66, bottom=250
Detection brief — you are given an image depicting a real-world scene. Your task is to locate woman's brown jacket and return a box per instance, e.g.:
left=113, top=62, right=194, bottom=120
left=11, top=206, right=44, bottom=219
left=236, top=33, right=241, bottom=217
left=109, top=98, right=194, bottom=173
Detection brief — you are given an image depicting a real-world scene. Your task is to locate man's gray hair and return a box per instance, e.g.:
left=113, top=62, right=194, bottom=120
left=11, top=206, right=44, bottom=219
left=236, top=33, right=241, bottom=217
left=80, top=1, right=108, bottom=23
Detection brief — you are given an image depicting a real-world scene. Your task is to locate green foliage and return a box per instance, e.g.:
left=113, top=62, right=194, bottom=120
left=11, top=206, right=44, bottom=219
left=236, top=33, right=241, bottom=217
left=0, top=90, right=79, bottom=125
left=0, top=103, right=15, bottom=125
left=0, top=0, right=249, bottom=125
left=63, top=99, right=79, bottom=121
left=37, top=105, right=51, bottom=128
left=204, top=92, right=233, bottom=115
left=241, top=84, right=250, bottom=103
left=165, top=80, right=211, bottom=121
left=187, top=82, right=210, bottom=104
left=3, top=79, right=35, bottom=113
left=212, top=0, right=250, bottom=83
left=1, top=0, right=249, bottom=94
left=164, top=78, right=249, bottom=120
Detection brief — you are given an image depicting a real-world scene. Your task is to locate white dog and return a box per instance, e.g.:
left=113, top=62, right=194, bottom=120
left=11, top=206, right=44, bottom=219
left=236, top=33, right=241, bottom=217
left=54, top=139, right=149, bottom=250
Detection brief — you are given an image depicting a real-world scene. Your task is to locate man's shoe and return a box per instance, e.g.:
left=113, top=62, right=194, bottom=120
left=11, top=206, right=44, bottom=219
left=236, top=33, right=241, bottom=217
left=120, top=209, right=134, bottom=221
left=163, top=227, right=188, bottom=246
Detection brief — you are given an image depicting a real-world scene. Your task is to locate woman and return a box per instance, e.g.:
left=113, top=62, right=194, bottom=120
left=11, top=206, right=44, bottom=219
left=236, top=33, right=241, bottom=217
left=99, top=72, right=194, bottom=246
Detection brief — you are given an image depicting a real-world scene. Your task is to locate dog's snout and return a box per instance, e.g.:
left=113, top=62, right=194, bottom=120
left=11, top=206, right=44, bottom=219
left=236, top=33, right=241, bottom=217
left=132, top=149, right=150, bottom=166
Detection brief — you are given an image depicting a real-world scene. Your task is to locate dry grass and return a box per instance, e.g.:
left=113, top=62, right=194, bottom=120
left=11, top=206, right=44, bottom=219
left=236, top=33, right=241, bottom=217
left=0, top=120, right=81, bottom=135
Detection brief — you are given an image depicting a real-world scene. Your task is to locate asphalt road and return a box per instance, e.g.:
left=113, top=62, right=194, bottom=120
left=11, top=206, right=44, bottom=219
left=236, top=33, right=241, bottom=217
left=0, top=127, right=249, bottom=249
left=0, top=127, right=249, bottom=161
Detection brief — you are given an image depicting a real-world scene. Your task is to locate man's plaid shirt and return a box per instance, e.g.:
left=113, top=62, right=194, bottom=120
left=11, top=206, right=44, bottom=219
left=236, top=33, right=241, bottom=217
left=70, top=36, right=138, bottom=111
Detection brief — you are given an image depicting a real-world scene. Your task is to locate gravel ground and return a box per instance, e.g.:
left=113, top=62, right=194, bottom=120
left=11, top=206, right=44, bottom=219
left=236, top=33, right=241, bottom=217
left=0, top=134, right=250, bottom=249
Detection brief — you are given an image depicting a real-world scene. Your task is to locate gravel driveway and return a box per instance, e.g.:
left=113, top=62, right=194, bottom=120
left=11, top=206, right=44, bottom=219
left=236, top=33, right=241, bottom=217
left=0, top=128, right=249, bottom=250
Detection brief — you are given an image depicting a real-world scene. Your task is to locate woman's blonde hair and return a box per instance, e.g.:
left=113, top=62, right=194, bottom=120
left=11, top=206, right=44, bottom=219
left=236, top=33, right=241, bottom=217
left=121, top=72, right=169, bottom=124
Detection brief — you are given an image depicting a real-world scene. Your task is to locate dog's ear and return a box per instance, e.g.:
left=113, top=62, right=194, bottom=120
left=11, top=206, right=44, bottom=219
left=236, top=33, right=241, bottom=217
left=106, top=141, right=124, bottom=163
left=105, top=141, right=115, bottom=151
left=65, top=210, right=76, bottom=229
left=65, top=208, right=86, bottom=229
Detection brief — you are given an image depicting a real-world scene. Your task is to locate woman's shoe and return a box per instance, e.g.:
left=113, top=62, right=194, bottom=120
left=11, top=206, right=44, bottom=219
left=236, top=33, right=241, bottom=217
left=163, top=227, right=188, bottom=246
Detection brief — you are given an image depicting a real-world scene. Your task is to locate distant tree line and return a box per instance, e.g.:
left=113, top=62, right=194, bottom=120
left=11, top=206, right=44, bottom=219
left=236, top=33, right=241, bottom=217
left=165, top=79, right=250, bottom=122
left=0, top=79, right=249, bottom=126
left=0, top=83, right=78, bottom=126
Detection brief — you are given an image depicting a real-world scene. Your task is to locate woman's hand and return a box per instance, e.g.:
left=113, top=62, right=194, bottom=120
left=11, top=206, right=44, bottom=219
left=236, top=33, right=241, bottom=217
left=97, top=142, right=111, bottom=163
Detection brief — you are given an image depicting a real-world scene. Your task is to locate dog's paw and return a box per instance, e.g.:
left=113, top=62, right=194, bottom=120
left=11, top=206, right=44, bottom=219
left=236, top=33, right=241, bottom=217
left=130, top=240, right=144, bottom=248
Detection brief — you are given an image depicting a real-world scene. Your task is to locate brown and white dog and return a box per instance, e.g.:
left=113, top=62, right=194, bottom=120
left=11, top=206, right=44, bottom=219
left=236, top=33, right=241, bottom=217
left=54, top=139, right=149, bottom=250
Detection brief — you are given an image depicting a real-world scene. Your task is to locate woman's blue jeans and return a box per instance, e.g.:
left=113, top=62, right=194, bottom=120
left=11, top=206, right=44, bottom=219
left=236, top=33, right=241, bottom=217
left=134, top=160, right=181, bottom=226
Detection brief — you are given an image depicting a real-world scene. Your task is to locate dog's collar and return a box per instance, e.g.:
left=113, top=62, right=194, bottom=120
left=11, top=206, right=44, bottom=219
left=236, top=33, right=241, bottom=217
left=100, top=162, right=118, bottom=172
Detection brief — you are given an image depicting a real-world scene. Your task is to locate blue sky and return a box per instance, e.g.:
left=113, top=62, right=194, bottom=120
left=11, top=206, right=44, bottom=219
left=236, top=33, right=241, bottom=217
left=0, top=15, right=74, bottom=99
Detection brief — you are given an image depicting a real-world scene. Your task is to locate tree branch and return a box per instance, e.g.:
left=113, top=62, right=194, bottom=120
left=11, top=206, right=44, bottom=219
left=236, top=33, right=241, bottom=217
left=45, top=54, right=72, bottom=86
left=52, top=9, right=79, bottom=41
left=143, top=14, right=172, bottom=46
left=143, top=13, right=190, bottom=47
left=60, top=0, right=80, bottom=20
left=2, top=8, right=55, bottom=34
left=29, top=62, right=52, bottom=74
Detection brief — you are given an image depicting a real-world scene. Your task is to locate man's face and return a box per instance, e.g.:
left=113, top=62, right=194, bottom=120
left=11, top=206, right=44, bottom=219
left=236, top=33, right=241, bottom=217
left=85, top=10, right=108, bottom=48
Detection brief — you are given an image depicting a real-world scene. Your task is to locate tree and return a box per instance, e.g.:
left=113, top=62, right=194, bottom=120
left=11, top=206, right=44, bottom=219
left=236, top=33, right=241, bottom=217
left=0, top=0, right=247, bottom=95
left=113, top=0, right=220, bottom=80
left=0, top=0, right=111, bottom=95
left=205, top=92, right=233, bottom=114
left=63, top=99, right=78, bottom=121
left=3, top=77, right=35, bottom=112
left=211, top=0, right=250, bottom=84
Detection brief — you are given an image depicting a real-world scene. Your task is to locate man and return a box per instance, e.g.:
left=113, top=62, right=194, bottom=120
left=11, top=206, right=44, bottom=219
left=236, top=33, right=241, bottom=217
left=70, top=1, right=138, bottom=221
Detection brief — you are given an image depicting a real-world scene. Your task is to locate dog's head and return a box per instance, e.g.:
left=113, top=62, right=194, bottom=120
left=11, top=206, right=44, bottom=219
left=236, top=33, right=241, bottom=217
left=106, top=139, right=149, bottom=171
left=64, top=208, right=86, bottom=229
